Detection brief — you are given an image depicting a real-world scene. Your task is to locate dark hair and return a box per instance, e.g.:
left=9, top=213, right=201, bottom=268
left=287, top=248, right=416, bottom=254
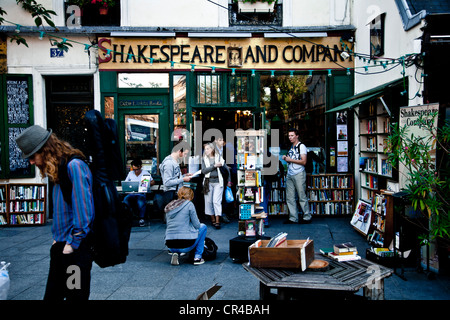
left=172, top=140, right=189, bottom=154
left=131, top=159, right=142, bottom=167
left=288, top=128, right=299, bottom=136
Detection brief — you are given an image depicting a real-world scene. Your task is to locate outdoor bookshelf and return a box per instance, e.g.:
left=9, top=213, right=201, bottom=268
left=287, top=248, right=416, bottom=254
left=266, top=172, right=287, bottom=216
left=0, top=183, right=47, bottom=226
left=235, top=129, right=265, bottom=236
left=306, top=173, right=354, bottom=215
left=358, top=98, right=397, bottom=203
left=368, top=191, right=394, bottom=248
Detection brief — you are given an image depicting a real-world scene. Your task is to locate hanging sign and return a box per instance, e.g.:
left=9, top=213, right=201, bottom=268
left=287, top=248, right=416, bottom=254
left=398, top=103, right=439, bottom=188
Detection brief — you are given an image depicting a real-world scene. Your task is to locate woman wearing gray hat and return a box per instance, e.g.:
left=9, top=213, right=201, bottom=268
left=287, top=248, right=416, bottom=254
left=15, top=125, right=95, bottom=301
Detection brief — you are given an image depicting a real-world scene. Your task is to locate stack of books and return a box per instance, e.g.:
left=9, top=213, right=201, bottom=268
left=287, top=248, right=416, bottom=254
left=320, top=242, right=361, bottom=261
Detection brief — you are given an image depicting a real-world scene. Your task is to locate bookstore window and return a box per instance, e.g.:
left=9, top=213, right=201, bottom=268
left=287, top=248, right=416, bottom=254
left=370, top=13, right=385, bottom=57
left=197, top=74, right=221, bottom=105
left=118, top=73, right=169, bottom=88
left=65, top=1, right=121, bottom=27
left=229, top=74, right=249, bottom=104
left=261, top=73, right=327, bottom=149
left=229, top=2, right=282, bottom=26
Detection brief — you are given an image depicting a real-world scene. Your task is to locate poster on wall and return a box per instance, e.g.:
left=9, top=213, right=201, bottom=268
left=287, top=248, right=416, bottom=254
left=336, top=125, right=347, bottom=140
left=337, top=156, right=348, bottom=172
left=337, top=141, right=348, bottom=156
left=336, top=111, right=348, bottom=124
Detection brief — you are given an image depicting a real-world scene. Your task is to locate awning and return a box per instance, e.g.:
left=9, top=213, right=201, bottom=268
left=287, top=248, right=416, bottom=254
left=325, top=78, right=404, bottom=114
left=325, top=92, right=381, bottom=113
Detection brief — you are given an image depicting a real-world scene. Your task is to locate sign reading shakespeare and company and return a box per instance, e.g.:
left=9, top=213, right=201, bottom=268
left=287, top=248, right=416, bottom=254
left=398, top=103, right=439, bottom=188
left=98, top=37, right=354, bottom=70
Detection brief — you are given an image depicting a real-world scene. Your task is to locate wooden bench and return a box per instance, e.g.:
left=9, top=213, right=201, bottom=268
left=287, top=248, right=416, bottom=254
left=243, top=253, right=393, bottom=300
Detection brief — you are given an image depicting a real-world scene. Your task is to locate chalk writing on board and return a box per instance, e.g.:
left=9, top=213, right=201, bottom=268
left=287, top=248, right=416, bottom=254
left=7, top=79, right=30, bottom=124
left=9, top=127, right=31, bottom=176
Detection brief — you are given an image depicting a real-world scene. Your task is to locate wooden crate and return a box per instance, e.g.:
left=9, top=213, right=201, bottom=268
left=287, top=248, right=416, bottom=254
left=249, top=240, right=314, bottom=270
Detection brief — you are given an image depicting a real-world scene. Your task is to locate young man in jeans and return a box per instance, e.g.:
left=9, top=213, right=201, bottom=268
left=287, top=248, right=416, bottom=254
left=282, top=128, right=312, bottom=224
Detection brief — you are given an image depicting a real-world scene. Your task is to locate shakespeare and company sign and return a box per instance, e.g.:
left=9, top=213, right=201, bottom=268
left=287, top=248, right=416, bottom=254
left=97, top=37, right=354, bottom=70
left=398, top=103, right=439, bottom=188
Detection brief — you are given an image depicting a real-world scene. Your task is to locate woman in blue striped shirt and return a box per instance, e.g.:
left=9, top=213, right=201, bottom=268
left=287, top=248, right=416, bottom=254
left=16, top=125, right=95, bottom=300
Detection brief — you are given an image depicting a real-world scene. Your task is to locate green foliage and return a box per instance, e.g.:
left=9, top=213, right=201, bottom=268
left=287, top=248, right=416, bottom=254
left=16, top=0, right=56, bottom=28
left=388, top=112, right=450, bottom=242
left=0, top=1, right=77, bottom=52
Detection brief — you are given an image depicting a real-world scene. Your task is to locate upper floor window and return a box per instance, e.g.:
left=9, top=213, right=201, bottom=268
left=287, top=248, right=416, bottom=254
left=370, top=13, right=385, bottom=57
left=229, top=1, right=282, bottom=26
left=65, top=0, right=121, bottom=27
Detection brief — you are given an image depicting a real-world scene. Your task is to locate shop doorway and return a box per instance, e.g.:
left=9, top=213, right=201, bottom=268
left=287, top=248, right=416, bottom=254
left=192, top=109, right=258, bottom=155
left=45, top=75, right=94, bottom=155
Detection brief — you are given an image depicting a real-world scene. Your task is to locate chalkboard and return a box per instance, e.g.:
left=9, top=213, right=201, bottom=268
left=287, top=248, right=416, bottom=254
left=7, top=76, right=30, bottom=124
left=8, top=127, right=32, bottom=176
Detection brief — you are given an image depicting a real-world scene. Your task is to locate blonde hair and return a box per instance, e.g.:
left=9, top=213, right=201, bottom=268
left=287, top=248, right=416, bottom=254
left=36, top=134, right=85, bottom=183
left=177, top=186, right=194, bottom=201
left=203, top=142, right=215, bottom=157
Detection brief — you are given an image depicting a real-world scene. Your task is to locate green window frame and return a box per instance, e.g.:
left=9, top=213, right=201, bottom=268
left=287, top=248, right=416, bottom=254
left=196, top=73, right=221, bottom=105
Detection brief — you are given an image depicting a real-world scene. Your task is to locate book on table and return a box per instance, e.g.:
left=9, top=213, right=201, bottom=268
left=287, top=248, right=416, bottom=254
left=333, top=242, right=357, bottom=254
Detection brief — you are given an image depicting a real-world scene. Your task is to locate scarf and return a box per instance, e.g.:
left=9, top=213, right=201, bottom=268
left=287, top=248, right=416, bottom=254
left=203, top=154, right=224, bottom=186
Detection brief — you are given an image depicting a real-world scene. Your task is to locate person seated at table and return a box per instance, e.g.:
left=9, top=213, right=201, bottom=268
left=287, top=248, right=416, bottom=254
left=124, top=158, right=154, bottom=227
left=165, top=186, right=207, bottom=266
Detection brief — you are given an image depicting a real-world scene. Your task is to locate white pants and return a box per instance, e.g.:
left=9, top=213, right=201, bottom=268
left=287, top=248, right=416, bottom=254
left=204, top=182, right=223, bottom=216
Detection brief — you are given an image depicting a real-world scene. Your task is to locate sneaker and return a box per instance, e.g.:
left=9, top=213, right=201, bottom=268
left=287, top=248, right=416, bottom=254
left=193, top=258, right=205, bottom=265
left=171, top=253, right=179, bottom=265
left=139, top=219, right=145, bottom=227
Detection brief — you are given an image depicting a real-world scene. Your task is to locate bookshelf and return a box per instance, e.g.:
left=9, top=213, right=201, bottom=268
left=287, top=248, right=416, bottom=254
left=358, top=98, right=396, bottom=203
left=306, top=174, right=354, bottom=215
left=235, top=129, right=265, bottom=236
left=0, top=183, right=47, bottom=226
left=368, top=191, right=394, bottom=248
left=266, top=171, right=287, bottom=216
left=0, top=184, right=7, bottom=225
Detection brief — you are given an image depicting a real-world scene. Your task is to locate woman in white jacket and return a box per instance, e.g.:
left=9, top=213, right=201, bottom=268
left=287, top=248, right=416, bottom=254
left=201, top=143, right=230, bottom=229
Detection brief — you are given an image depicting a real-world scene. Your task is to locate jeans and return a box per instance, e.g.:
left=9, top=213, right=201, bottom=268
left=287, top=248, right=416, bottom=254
left=286, top=171, right=311, bottom=222
left=124, top=193, right=146, bottom=219
left=167, top=224, right=207, bottom=260
left=204, top=182, right=223, bottom=216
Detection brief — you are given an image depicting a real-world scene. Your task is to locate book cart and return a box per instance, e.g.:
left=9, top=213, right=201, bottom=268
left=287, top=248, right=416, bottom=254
left=230, top=129, right=269, bottom=261
left=0, top=183, right=47, bottom=226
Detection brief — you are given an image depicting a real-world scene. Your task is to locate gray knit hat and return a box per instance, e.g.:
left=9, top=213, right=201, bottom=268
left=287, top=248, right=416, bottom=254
left=15, top=125, right=52, bottom=159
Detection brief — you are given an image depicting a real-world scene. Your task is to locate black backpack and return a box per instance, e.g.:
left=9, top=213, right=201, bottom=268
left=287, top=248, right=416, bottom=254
left=295, top=143, right=321, bottom=174
left=60, top=110, right=132, bottom=268
left=188, top=237, right=218, bottom=262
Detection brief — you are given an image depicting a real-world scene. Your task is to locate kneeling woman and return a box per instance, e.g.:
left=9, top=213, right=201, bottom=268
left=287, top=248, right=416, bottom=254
left=165, top=186, right=207, bottom=265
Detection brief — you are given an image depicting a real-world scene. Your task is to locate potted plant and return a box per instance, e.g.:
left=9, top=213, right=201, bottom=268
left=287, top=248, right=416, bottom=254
left=234, top=0, right=277, bottom=13
left=90, top=0, right=115, bottom=15
left=388, top=111, right=449, bottom=273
